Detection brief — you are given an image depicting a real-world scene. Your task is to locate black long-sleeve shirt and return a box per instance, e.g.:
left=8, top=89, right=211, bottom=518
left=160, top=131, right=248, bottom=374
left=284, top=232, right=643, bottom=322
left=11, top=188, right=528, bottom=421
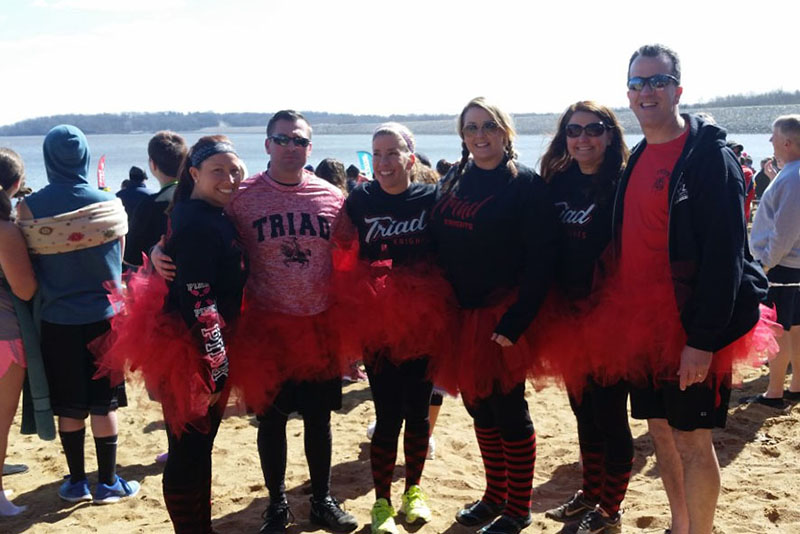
left=344, top=180, right=436, bottom=264
left=548, top=163, right=616, bottom=300
left=431, top=160, right=558, bottom=342
left=164, top=199, right=247, bottom=393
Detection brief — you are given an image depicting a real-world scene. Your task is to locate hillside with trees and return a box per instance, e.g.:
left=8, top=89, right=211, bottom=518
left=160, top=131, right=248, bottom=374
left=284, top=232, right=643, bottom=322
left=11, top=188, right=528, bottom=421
left=1, top=91, right=798, bottom=137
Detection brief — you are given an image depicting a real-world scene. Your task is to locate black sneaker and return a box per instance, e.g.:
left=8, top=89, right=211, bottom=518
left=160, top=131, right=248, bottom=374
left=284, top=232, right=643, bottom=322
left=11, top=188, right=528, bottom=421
left=575, top=509, right=621, bottom=534
left=544, top=490, right=596, bottom=523
left=260, top=499, right=293, bottom=534
left=455, top=499, right=506, bottom=526
left=476, top=513, right=533, bottom=534
left=309, top=495, right=358, bottom=533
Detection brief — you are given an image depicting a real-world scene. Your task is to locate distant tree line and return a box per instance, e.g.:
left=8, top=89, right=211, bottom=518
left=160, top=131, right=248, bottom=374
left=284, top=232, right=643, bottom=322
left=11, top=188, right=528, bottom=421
left=683, top=89, right=800, bottom=109
left=0, top=111, right=453, bottom=136
left=1, top=90, right=797, bottom=136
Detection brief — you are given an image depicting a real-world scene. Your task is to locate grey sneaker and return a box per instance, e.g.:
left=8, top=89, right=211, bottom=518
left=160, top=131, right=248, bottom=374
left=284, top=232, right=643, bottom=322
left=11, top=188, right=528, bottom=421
left=544, top=490, right=596, bottom=523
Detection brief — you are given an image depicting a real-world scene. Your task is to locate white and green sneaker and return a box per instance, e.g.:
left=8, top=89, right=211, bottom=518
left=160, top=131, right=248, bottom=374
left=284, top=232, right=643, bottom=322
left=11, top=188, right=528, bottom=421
left=371, top=498, right=398, bottom=534
left=401, top=485, right=432, bottom=524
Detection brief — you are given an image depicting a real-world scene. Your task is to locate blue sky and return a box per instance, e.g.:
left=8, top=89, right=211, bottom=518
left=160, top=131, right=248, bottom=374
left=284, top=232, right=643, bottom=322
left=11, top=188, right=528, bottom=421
left=1, top=0, right=797, bottom=127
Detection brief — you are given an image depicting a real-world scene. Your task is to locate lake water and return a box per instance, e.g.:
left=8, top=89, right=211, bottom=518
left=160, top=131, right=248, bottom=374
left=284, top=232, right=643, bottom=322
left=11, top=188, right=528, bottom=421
left=0, top=132, right=774, bottom=193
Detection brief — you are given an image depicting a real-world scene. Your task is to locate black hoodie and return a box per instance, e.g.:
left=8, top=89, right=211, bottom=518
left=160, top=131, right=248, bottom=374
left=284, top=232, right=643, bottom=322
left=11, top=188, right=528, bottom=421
left=612, top=114, right=768, bottom=352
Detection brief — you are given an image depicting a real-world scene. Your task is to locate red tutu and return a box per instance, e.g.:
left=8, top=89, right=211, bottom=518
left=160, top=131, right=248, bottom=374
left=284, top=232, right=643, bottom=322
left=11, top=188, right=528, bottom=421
left=228, top=301, right=351, bottom=414
left=92, top=267, right=226, bottom=434
left=328, top=245, right=457, bottom=368
left=529, top=266, right=780, bottom=395
left=430, top=293, right=543, bottom=402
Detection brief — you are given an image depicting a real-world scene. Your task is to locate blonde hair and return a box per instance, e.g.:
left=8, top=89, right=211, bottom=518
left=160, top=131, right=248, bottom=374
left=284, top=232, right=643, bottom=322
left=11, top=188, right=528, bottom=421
left=372, top=122, right=424, bottom=183
left=454, top=97, right=518, bottom=179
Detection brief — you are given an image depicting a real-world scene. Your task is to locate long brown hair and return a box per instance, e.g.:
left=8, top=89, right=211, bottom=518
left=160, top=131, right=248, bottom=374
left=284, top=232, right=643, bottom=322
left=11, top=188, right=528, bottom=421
left=539, top=101, right=629, bottom=183
left=0, top=148, right=25, bottom=221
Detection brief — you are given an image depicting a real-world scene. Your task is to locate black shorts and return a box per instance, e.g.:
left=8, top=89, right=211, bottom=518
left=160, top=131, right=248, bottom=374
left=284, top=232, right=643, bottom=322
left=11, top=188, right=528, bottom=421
left=258, top=378, right=342, bottom=419
left=41, top=319, right=127, bottom=419
left=629, top=374, right=731, bottom=431
left=766, top=265, right=800, bottom=331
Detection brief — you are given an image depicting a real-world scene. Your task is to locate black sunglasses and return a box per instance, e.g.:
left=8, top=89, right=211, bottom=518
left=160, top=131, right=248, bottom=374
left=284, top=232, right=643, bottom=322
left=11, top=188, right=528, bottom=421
left=462, top=121, right=499, bottom=136
left=269, top=134, right=310, bottom=147
left=565, top=122, right=608, bottom=138
left=627, top=73, right=679, bottom=92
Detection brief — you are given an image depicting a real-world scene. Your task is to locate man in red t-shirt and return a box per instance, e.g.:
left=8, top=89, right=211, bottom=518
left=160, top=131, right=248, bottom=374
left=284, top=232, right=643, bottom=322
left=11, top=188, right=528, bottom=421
left=617, top=44, right=763, bottom=534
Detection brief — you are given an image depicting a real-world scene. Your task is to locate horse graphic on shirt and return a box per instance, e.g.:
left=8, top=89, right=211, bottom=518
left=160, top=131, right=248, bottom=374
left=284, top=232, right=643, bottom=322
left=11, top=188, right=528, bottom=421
left=281, top=237, right=312, bottom=268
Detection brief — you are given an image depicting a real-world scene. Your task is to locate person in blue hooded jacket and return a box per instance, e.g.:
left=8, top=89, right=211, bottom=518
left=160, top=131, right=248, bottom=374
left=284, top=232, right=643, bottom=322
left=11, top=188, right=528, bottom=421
left=17, top=125, right=139, bottom=505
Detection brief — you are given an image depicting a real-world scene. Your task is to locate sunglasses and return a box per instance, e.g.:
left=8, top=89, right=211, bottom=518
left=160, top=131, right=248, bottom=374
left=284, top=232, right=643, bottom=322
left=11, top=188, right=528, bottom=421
left=462, top=121, right=500, bottom=137
left=269, top=134, right=310, bottom=147
left=626, top=73, right=679, bottom=92
left=565, top=122, right=609, bottom=138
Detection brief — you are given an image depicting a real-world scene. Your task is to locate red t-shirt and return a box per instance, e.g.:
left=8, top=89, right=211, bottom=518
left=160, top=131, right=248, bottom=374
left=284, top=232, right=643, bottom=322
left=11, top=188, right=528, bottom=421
left=620, top=129, right=689, bottom=286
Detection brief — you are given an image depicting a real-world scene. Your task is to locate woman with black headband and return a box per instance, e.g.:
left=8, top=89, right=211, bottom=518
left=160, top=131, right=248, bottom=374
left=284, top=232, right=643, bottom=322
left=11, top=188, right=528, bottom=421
left=98, top=135, right=247, bottom=533
left=537, top=101, right=632, bottom=534
left=430, top=97, right=558, bottom=534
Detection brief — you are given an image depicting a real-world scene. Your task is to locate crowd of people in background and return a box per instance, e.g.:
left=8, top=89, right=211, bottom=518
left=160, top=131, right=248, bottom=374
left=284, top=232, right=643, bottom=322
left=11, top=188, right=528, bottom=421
left=1, top=42, right=798, bottom=534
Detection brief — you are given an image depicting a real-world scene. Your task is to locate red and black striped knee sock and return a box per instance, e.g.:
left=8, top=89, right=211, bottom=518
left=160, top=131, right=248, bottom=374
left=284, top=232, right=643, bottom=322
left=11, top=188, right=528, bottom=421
left=502, top=432, right=536, bottom=519
left=403, top=420, right=429, bottom=490
left=475, top=425, right=507, bottom=506
left=371, top=433, right=399, bottom=502
left=599, top=459, right=632, bottom=516
left=163, top=485, right=205, bottom=534
left=579, top=441, right=604, bottom=504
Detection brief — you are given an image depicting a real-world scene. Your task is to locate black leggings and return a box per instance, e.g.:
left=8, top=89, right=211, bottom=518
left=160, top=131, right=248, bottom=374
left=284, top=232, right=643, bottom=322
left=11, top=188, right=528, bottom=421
left=568, top=377, right=633, bottom=466
left=366, top=356, right=433, bottom=444
left=162, top=406, right=223, bottom=534
left=256, top=381, right=336, bottom=502
left=464, top=382, right=533, bottom=441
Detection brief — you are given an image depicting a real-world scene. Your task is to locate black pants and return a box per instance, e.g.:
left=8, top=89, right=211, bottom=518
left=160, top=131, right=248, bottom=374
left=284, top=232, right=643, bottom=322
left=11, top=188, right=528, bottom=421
left=256, top=379, right=340, bottom=502
left=464, top=382, right=533, bottom=441
left=163, top=406, right=223, bottom=534
left=366, top=356, right=433, bottom=443
left=366, top=355, right=433, bottom=498
left=568, top=377, right=633, bottom=465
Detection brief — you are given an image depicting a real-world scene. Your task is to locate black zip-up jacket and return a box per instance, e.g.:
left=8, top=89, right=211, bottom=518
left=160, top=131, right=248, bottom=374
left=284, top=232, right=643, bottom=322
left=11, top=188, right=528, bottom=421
left=612, top=114, right=767, bottom=352
left=432, top=159, right=558, bottom=342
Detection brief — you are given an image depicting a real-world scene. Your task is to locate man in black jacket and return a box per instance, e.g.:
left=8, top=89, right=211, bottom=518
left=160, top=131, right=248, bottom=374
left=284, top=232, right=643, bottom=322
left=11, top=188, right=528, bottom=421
left=615, top=44, right=766, bottom=534
left=123, top=131, right=187, bottom=268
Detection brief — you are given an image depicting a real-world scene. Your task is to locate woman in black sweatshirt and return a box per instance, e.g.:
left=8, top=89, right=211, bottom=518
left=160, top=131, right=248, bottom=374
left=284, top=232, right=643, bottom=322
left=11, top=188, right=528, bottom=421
left=102, top=136, right=247, bottom=534
left=538, top=102, right=631, bottom=534
left=160, top=135, right=248, bottom=534
left=431, top=97, right=558, bottom=534
left=337, top=123, right=441, bottom=534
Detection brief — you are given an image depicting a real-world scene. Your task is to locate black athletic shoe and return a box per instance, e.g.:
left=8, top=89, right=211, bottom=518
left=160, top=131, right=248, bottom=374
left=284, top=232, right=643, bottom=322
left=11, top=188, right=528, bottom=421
left=575, top=509, right=621, bottom=534
left=476, top=513, right=533, bottom=534
left=544, top=490, right=596, bottom=523
left=309, top=495, right=358, bottom=533
left=455, top=499, right=506, bottom=526
left=260, top=499, right=293, bottom=534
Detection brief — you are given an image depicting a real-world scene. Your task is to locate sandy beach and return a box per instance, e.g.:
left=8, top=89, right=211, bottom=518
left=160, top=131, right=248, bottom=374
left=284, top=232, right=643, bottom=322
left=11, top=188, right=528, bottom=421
left=2, top=364, right=798, bottom=534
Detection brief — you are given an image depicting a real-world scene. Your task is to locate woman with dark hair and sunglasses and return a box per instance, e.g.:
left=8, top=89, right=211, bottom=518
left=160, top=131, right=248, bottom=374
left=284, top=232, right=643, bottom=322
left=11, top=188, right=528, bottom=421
left=99, top=135, right=247, bottom=533
left=430, top=97, right=558, bottom=534
left=537, top=102, right=632, bottom=534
